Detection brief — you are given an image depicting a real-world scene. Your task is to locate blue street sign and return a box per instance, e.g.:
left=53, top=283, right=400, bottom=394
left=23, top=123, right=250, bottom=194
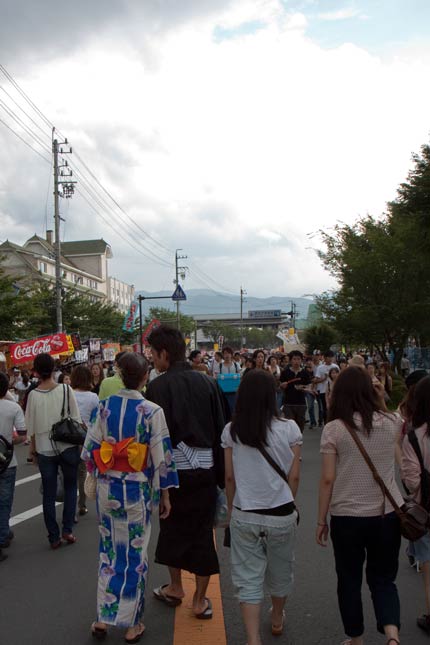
left=172, top=284, right=187, bottom=301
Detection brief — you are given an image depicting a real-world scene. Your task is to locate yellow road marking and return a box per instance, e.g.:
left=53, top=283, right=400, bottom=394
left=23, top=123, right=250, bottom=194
left=173, top=571, right=227, bottom=645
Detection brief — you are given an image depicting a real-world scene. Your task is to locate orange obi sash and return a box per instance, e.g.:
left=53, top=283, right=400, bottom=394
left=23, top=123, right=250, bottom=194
left=94, top=437, right=148, bottom=474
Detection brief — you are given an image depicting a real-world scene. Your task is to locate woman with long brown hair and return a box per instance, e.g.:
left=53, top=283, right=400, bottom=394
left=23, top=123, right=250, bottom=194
left=316, top=367, right=403, bottom=645
left=90, top=362, right=105, bottom=396
left=223, top=369, right=301, bottom=643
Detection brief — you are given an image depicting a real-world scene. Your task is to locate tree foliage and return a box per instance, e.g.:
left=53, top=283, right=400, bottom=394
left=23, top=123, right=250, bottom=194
left=303, top=323, right=337, bottom=354
left=0, top=263, right=30, bottom=340
left=144, top=307, right=195, bottom=336
left=1, top=277, right=134, bottom=343
left=317, top=142, right=430, bottom=363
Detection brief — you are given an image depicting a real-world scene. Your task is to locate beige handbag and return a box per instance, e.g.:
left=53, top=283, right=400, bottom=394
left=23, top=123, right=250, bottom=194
left=84, top=473, right=97, bottom=500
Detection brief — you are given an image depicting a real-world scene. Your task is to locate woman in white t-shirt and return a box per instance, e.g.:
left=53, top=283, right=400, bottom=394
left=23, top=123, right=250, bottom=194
left=71, top=365, right=99, bottom=516
left=222, top=368, right=302, bottom=645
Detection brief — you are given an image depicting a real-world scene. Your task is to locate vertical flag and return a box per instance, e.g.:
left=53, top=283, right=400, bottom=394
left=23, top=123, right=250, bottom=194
left=123, top=302, right=138, bottom=332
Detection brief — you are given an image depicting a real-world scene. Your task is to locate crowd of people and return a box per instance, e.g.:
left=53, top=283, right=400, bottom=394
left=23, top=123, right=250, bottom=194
left=0, top=332, right=429, bottom=645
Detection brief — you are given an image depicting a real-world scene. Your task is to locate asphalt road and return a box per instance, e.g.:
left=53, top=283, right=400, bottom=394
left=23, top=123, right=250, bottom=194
left=1, top=430, right=428, bottom=645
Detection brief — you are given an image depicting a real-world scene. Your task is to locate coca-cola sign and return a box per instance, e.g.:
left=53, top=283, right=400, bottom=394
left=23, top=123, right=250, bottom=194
left=10, top=333, right=70, bottom=365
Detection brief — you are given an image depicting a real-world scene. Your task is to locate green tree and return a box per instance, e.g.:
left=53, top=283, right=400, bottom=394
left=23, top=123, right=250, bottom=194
left=201, top=321, right=241, bottom=346
left=317, top=143, right=430, bottom=366
left=303, top=323, right=337, bottom=354
left=22, top=281, right=134, bottom=342
left=244, top=327, right=279, bottom=349
left=144, top=307, right=195, bottom=336
left=0, top=263, right=30, bottom=340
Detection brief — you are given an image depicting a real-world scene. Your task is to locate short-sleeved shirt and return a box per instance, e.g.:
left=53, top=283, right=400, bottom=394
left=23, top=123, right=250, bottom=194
left=73, top=390, right=99, bottom=427
left=0, top=398, right=26, bottom=468
left=320, top=412, right=404, bottom=516
left=221, top=418, right=302, bottom=511
left=315, top=363, right=339, bottom=394
left=280, top=367, right=312, bottom=405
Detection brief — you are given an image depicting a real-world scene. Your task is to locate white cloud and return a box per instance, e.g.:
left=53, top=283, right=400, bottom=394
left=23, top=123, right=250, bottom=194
left=1, top=0, right=430, bottom=298
left=317, top=7, right=362, bottom=21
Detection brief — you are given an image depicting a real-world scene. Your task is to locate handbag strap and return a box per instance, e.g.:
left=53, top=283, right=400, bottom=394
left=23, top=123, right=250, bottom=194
left=60, top=384, right=66, bottom=419
left=407, top=429, right=426, bottom=474
left=258, top=445, right=290, bottom=485
left=65, top=384, right=71, bottom=416
left=344, top=423, right=402, bottom=514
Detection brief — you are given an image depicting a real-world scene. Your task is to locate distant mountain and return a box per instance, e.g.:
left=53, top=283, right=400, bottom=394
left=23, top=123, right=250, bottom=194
left=136, top=289, right=314, bottom=319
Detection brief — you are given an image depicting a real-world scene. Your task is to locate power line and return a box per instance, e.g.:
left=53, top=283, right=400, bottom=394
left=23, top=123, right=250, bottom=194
left=0, top=84, right=51, bottom=143
left=0, top=97, right=52, bottom=155
left=0, top=64, right=53, bottom=129
left=188, top=260, right=237, bottom=295
left=0, top=64, right=174, bottom=264
left=0, top=117, right=51, bottom=163
left=72, top=151, right=174, bottom=255
left=70, top=164, right=173, bottom=267
left=71, top=165, right=173, bottom=268
left=75, top=181, right=173, bottom=269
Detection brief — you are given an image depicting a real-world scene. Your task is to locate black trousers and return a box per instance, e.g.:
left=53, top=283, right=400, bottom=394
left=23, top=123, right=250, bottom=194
left=317, top=393, right=327, bottom=424
left=155, top=468, right=219, bottom=577
left=330, top=513, right=401, bottom=638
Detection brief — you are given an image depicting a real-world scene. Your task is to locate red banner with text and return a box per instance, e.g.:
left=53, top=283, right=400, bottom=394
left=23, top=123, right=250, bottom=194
left=10, top=333, right=70, bottom=365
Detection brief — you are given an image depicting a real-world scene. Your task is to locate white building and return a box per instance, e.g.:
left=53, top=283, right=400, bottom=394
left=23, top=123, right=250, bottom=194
left=0, top=231, right=134, bottom=312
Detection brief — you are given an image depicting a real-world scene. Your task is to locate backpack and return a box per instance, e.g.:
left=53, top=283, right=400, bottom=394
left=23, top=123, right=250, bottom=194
left=407, top=429, right=430, bottom=511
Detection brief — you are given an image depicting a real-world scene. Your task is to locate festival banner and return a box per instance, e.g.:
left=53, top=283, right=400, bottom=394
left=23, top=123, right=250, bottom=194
left=142, top=319, right=160, bottom=346
left=10, top=333, right=70, bottom=365
left=74, top=348, right=89, bottom=362
left=102, top=343, right=121, bottom=362
left=123, top=302, right=138, bottom=332
left=89, top=339, right=101, bottom=353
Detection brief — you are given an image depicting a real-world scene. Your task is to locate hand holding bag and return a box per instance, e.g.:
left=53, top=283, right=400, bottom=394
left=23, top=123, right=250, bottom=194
left=345, top=423, right=429, bottom=542
left=50, top=385, right=86, bottom=446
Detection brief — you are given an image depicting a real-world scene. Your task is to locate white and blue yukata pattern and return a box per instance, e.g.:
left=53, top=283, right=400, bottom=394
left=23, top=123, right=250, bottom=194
left=82, top=389, right=178, bottom=627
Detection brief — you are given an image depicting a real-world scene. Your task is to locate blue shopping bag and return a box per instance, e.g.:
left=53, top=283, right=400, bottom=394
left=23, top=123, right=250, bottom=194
left=217, top=373, right=241, bottom=393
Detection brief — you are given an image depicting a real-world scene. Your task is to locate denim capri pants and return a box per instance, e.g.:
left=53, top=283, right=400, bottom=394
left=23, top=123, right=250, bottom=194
left=413, top=531, right=430, bottom=563
left=230, top=507, right=297, bottom=604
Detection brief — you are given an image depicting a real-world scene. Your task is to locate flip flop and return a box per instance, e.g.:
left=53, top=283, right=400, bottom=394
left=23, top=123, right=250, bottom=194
left=91, top=622, right=107, bottom=641
left=125, top=622, right=145, bottom=644
left=153, top=584, right=182, bottom=607
left=195, top=598, right=213, bottom=620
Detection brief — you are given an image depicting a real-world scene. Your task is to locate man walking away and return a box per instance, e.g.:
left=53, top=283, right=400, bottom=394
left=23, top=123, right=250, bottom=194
left=146, top=326, right=226, bottom=620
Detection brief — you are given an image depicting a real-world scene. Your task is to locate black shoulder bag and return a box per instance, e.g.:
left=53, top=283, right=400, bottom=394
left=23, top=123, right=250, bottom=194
left=258, top=445, right=300, bottom=524
left=0, top=435, right=14, bottom=474
left=50, top=385, right=86, bottom=446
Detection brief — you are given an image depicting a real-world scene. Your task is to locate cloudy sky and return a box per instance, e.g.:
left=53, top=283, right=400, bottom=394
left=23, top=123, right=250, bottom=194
left=1, top=0, right=430, bottom=299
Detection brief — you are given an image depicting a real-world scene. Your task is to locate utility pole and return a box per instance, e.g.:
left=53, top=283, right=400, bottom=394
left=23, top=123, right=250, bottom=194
left=175, top=249, right=188, bottom=330
left=240, top=286, right=247, bottom=348
left=290, top=301, right=297, bottom=330
left=52, top=128, right=75, bottom=333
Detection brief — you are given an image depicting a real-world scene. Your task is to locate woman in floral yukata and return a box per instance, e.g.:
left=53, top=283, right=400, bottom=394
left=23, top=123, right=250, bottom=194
left=81, top=352, right=178, bottom=643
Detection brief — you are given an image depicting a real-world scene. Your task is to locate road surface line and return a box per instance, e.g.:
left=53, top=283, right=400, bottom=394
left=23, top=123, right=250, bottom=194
left=173, top=534, right=227, bottom=645
left=15, top=473, right=41, bottom=486
left=10, top=502, right=62, bottom=526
